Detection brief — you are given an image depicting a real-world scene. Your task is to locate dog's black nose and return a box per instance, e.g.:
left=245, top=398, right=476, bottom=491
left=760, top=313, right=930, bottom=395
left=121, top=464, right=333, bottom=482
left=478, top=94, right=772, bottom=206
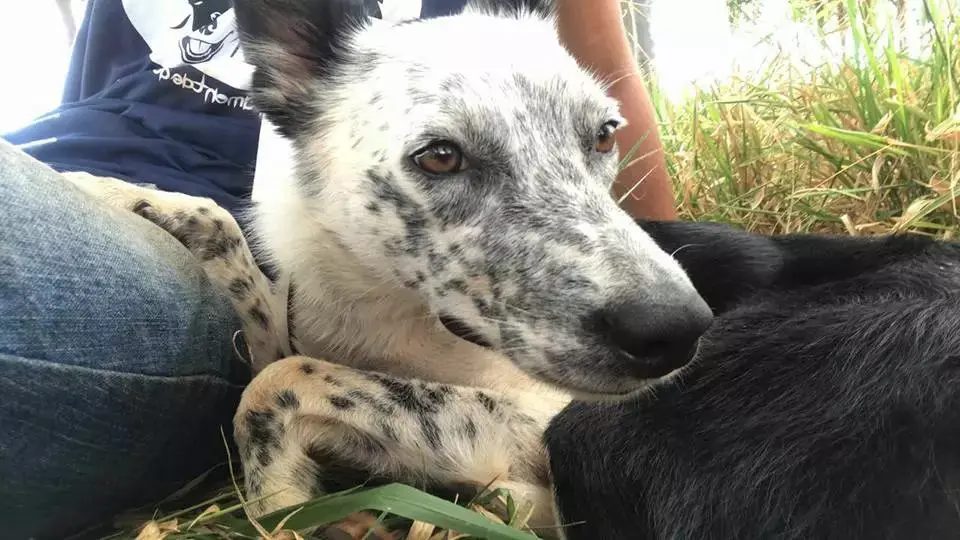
left=595, top=297, right=713, bottom=379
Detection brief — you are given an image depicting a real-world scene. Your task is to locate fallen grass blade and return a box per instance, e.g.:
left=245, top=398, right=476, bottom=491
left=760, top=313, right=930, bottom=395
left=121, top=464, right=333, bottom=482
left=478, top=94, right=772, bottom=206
left=224, top=484, right=538, bottom=539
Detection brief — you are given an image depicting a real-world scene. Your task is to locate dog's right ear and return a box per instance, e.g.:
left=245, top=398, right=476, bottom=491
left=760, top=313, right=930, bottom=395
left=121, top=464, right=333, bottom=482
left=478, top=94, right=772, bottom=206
left=234, top=0, right=373, bottom=138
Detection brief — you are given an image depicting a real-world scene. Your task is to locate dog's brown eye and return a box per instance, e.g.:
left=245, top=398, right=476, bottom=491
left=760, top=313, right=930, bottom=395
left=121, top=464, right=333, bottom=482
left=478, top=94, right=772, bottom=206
left=412, top=142, right=466, bottom=175
left=595, top=120, right=620, bottom=153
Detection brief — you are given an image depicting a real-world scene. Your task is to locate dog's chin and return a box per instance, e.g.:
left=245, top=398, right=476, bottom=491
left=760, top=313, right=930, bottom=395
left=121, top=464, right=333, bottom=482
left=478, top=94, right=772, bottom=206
left=437, top=314, right=688, bottom=401
left=559, top=367, right=685, bottom=403
left=535, top=372, right=653, bottom=403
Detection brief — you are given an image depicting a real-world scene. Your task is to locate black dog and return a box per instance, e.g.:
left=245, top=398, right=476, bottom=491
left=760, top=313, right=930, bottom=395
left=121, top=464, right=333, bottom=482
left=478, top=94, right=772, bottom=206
left=548, top=221, right=960, bottom=539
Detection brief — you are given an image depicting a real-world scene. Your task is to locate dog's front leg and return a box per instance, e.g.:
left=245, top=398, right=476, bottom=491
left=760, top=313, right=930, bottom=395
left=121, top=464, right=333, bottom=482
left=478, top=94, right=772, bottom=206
left=63, top=172, right=291, bottom=370
left=234, top=355, right=559, bottom=535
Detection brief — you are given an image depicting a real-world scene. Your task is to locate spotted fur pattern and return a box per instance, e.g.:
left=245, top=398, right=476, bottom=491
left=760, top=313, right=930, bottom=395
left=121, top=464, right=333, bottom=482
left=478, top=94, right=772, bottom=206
left=237, top=0, right=709, bottom=398
left=223, top=1, right=717, bottom=528
left=63, top=1, right=960, bottom=535
left=234, top=356, right=557, bottom=528
left=64, top=0, right=637, bottom=530
left=62, top=171, right=291, bottom=371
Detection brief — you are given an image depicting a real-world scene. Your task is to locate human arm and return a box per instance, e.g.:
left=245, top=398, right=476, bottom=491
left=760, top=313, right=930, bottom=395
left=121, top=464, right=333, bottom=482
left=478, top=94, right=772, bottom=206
left=555, top=0, right=677, bottom=220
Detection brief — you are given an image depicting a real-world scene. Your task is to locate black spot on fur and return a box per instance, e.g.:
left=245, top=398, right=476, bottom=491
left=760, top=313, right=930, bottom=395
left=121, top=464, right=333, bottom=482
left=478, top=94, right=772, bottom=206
left=275, top=390, right=300, bottom=410
left=368, top=373, right=430, bottom=413
left=384, top=238, right=405, bottom=258
left=476, top=391, right=497, bottom=414
left=409, top=87, right=434, bottom=105
left=365, top=201, right=381, bottom=214
left=308, top=433, right=477, bottom=503
left=444, top=279, right=468, bottom=294
left=324, top=374, right=343, bottom=387
left=367, top=171, right=432, bottom=256
left=428, top=250, right=450, bottom=274
left=197, top=207, right=210, bottom=215
left=200, top=233, right=241, bottom=261
left=364, top=374, right=449, bottom=448
left=367, top=171, right=411, bottom=210
left=425, top=385, right=453, bottom=406
left=439, top=74, right=465, bottom=93
left=245, top=410, right=282, bottom=468
left=472, top=296, right=495, bottom=318
left=229, top=278, right=251, bottom=299
left=462, top=418, right=478, bottom=440
left=307, top=430, right=387, bottom=494
left=132, top=200, right=152, bottom=214
left=329, top=396, right=356, bottom=410
left=347, top=389, right=395, bottom=415
left=300, top=362, right=314, bottom=375
left=419, top=415, right=442, bottom=449
left=245, top=466, right=264, bottom=498
left=249, top=306, right=270, bottom=330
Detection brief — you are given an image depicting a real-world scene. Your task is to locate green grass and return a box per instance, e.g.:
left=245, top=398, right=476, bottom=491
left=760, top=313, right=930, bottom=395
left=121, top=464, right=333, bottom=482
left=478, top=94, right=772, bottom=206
left=111, top=481, right=541, bottom=540
left=644, top=0, right=959, bottom=237
left=101, top=1, right=960, bottom=538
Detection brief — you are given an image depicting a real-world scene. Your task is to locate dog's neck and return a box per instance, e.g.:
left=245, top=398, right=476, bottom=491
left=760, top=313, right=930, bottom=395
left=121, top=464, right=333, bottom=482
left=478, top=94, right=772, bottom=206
left=289, top=237, right=568, bottom=408
left=255, top=196, right=567, bottom=403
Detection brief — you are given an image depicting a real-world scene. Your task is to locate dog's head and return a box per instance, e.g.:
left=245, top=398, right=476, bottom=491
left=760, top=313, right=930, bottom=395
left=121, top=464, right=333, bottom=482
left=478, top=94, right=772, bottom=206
left=235, top=0, right=712, bottom=397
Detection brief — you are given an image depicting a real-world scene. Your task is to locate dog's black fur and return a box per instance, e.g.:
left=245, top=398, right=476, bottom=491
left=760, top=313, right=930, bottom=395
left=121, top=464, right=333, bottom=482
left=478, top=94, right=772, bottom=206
left=234, top=0, right=376, bottom=138
left=547, top=221, right=960, bottom=539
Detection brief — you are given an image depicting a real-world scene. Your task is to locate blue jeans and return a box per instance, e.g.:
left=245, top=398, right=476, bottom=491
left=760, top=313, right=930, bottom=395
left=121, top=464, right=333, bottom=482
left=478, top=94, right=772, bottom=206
left=0, top=140, right=250, bottom=539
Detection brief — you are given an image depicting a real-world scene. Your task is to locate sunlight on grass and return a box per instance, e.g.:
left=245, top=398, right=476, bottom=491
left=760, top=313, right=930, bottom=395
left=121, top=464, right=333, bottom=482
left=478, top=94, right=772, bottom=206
left=640, top=0, right=959, bottom=237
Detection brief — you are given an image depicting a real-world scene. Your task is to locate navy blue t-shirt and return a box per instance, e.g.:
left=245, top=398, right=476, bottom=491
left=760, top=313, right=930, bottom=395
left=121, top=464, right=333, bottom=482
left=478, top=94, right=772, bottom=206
left=3, top=0, right=467, bottom=217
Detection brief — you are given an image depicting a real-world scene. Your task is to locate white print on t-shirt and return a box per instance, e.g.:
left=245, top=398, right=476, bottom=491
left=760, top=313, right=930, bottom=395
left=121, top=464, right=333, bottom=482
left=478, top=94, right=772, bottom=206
left=121, top=0, right=427, bottom=191
left=152, top=66, right=255, bottom=110
left=123, top=0, right=252, bottom=90
left=123, top=0, right=424, bottom=92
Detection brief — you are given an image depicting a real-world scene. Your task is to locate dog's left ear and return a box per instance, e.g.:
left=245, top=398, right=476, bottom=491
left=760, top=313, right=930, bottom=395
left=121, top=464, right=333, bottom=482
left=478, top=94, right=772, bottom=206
left=234, top=0, right=374, bottom=138
left=464, top=0, right=555, bottom=18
